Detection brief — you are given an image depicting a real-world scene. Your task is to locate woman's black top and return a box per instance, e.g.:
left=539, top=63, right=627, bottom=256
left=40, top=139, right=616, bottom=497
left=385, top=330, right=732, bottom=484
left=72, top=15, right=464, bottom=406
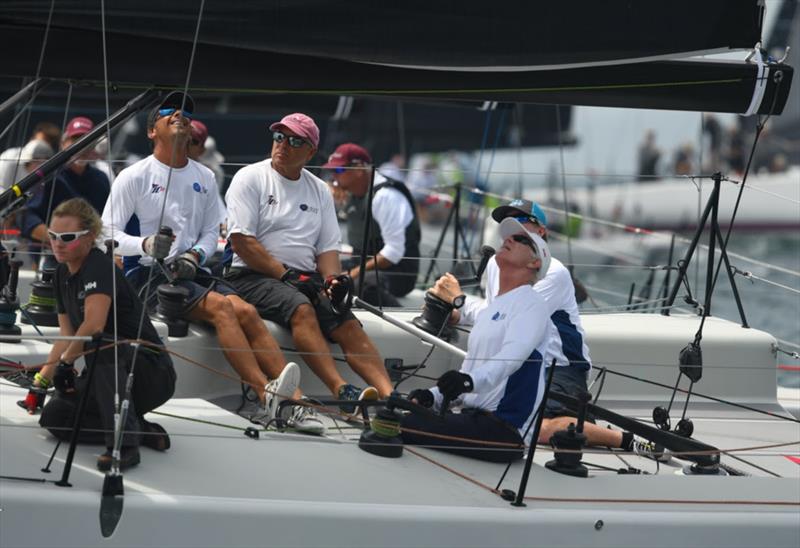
left=54, top=247, right=163, bottom=346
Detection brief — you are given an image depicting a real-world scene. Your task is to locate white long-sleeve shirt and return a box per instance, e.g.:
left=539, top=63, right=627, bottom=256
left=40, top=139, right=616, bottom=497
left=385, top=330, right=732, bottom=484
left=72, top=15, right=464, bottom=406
left=460, top=256, right=592, bottom=371
left=430, top=285, right=554, bottom=444
left=101, top=155, right=223, bottom=265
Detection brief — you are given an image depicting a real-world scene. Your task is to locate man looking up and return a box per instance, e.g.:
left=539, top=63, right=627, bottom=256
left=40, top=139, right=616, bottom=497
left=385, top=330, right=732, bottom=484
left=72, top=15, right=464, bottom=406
left=225, top=113, right=393, bottom=405
left=430, top=199, right=669, bottom=461
left=102, top=92, right=319, bottom=433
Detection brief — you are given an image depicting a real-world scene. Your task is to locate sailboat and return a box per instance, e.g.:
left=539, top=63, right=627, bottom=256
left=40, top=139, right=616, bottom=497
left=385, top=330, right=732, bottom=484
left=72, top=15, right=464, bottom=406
left=1, top=2, right=798, bottom=547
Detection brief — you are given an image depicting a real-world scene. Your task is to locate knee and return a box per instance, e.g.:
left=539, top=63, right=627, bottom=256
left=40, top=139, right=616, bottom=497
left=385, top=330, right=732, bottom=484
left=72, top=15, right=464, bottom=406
left=290, top=304, right=318, bottom=329
left=233, top=300, right=263, bottom=327
left=207, top=294, right=238, bottom=325
left=537, top=416, right=576, bottom=444
left=39, top=397, right=75, bottom=440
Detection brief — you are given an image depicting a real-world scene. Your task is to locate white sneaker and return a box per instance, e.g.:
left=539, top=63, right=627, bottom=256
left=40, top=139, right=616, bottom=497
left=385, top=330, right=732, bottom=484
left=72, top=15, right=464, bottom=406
left=633, top=438, right=672, bottom=463
left=251, top=362, right=300, bottom=427
left=285, top=399, right=326, bottom=436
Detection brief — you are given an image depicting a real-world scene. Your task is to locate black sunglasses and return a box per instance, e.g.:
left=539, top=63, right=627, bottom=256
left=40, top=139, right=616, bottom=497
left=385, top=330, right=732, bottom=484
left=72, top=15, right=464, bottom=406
left=272, top=131, right=308, bottom=148
left=511, top=234, right=537, bottom=252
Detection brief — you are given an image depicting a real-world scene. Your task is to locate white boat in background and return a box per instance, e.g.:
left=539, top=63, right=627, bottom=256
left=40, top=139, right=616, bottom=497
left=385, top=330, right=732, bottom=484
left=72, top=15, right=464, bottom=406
left=532, top=166, right=800, bottom=234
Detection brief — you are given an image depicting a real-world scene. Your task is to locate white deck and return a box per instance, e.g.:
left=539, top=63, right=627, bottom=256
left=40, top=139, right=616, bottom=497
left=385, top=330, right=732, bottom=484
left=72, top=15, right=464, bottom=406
left=2, top=310, right=799, bottom=547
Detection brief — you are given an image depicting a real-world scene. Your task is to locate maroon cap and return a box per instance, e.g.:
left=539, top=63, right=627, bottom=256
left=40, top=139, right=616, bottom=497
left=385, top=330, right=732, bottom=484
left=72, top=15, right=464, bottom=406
left=322, top=143, right=372, bottom=169
left=269, top=113, right=319, bottom=148
left=190, top=120, right=208, bottom=145
left=64, top=116, right=94, bottom=139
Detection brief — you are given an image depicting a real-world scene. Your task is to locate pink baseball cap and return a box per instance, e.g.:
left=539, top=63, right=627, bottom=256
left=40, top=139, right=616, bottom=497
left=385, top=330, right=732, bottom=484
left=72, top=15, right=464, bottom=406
left=64, top=116, right=94, bottom=139
left=190, top=120, right=208, bottom=145
left=269, top=113, right=319, bottom=149
left=322, top=143, right=372, bottom=169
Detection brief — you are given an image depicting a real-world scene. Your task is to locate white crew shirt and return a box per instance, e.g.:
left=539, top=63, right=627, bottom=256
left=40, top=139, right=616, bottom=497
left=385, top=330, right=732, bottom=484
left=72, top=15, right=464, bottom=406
left=225, top=159, right=341, bottom=272
left=371, top=172, right=414, bottom=265
left=460, top=256, right=592, bottom=370
left=101, top=155, right=224, bottom=265
left=429, top=286, right=553, bottom=444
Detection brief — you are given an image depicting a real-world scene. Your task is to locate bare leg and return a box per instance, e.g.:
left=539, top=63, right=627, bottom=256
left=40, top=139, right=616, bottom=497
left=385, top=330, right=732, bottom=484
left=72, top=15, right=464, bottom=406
left=538, top=416, right=623, bottom=448
left=227, top=295, right=303, bottom=399
left=289, top=304, right=348, bottom=396
left=329, top=319, right=392, bottom=398
left=227, top=295, right=285, bottom=379
left=188, top=292, right=268, bottom=403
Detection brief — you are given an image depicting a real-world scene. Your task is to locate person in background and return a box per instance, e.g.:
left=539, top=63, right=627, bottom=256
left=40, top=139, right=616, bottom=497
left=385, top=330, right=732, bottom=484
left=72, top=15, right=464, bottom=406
left=0, top=121, right=60, bottom=192
left=324, top=143, right=421, bottom=307
left=636, top=130, right=660, bottom=182
left=188, top=119, right=226, bottom=191
left=20, top=117, right=110, bottom=247
left=225, top=113, right=393, bottom=405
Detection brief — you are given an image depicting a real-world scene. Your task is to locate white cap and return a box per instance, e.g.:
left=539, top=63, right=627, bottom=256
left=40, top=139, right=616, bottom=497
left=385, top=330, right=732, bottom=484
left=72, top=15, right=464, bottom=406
left=20, top=139, right=53, bottom=164
left=499, top=217, right=551, bottom=280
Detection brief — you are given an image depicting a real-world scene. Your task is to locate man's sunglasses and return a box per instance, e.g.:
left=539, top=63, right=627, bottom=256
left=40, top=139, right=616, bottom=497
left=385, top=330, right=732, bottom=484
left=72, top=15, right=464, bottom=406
left=48, top=229, right=90, bottom=243
left=511, top=233, right=537, bottom=253
left=272, top=131, right=308, bottom=148
left=332, top=167, right=347, bottom=174
left=513, top=215, right=540, bottom=225
left=157, top=107, right=192, bottom=120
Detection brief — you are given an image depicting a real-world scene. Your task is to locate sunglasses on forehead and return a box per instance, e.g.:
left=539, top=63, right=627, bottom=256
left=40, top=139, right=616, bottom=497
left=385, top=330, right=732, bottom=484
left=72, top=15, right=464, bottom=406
left=272, top=131, right=308, bottom=148
left=157, top=107, right=193, bottom=120
left=513, top=214, right=540, bottom=225
left=48, top=229, right=90, bottom=243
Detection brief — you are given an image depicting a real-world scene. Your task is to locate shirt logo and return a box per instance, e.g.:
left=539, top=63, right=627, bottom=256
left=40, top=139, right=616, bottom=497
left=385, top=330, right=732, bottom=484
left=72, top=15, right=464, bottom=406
left=192, top=182, right=208, bottom=194
left=491, top=311, right=507, bottom=321
left=267, top=194, right=277, bottom=205
left=151, top=183, right=165, bottom=194
left=299, top=203, right=318, bottom=214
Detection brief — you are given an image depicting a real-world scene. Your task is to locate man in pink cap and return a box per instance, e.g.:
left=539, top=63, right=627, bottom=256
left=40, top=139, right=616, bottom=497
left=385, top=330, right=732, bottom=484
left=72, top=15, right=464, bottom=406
left=225, top=113, right=393, bottom=408
left=21, top=116, right=110, bottom=246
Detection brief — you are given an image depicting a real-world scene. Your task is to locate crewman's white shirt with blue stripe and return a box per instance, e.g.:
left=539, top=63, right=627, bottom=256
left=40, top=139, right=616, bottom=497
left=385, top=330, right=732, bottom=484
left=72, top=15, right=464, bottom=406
left=461, top=256, right=592, bottom=371
left=101, top=156, right=224, bottom=265
left=430, top=285, right=552, bottom=444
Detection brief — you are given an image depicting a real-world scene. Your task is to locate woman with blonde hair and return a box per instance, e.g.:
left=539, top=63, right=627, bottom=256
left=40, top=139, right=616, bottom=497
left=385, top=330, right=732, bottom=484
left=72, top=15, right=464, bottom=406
left=29, top=197, right=175, bottom=471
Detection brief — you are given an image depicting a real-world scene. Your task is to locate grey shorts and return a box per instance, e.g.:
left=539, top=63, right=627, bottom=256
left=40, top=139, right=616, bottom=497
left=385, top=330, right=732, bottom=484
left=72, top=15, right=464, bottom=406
left=543, top=366, right=590, bottom=419
left=225, top=269, right=357, bottom=338
left=126, top=265, right=236, bottom=315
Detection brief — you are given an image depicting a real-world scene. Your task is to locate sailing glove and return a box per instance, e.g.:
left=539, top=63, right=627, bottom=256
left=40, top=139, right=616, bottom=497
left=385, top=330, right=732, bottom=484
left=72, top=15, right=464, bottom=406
left=281, top=269, right=323, bottom=303
left=407, top=388, right=434, bottom=408
left=53, top=361, right=77, bottom=395
left=436, top=370, right=473, bottom=400
left=142, top=231, right=173, bottom=260
left=19, top=387, right=46, bottom=414
left=172, top=252, right=199, bottom=281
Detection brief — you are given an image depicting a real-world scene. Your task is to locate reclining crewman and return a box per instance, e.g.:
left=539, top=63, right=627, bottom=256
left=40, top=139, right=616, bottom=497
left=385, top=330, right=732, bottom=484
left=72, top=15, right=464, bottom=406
left=430, top=199, right=668, bottom=460
left=323, top=143, right=421, bottom=307
left=224, top=113, right=393, bottom=406
left=403, top=218, right=554, bottom=463
left=101, top=92, right=320, bottom=433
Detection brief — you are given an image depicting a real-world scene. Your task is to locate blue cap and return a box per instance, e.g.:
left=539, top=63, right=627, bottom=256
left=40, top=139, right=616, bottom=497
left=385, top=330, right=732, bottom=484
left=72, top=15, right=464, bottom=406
left=491, top=198, right=547, bottom=227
